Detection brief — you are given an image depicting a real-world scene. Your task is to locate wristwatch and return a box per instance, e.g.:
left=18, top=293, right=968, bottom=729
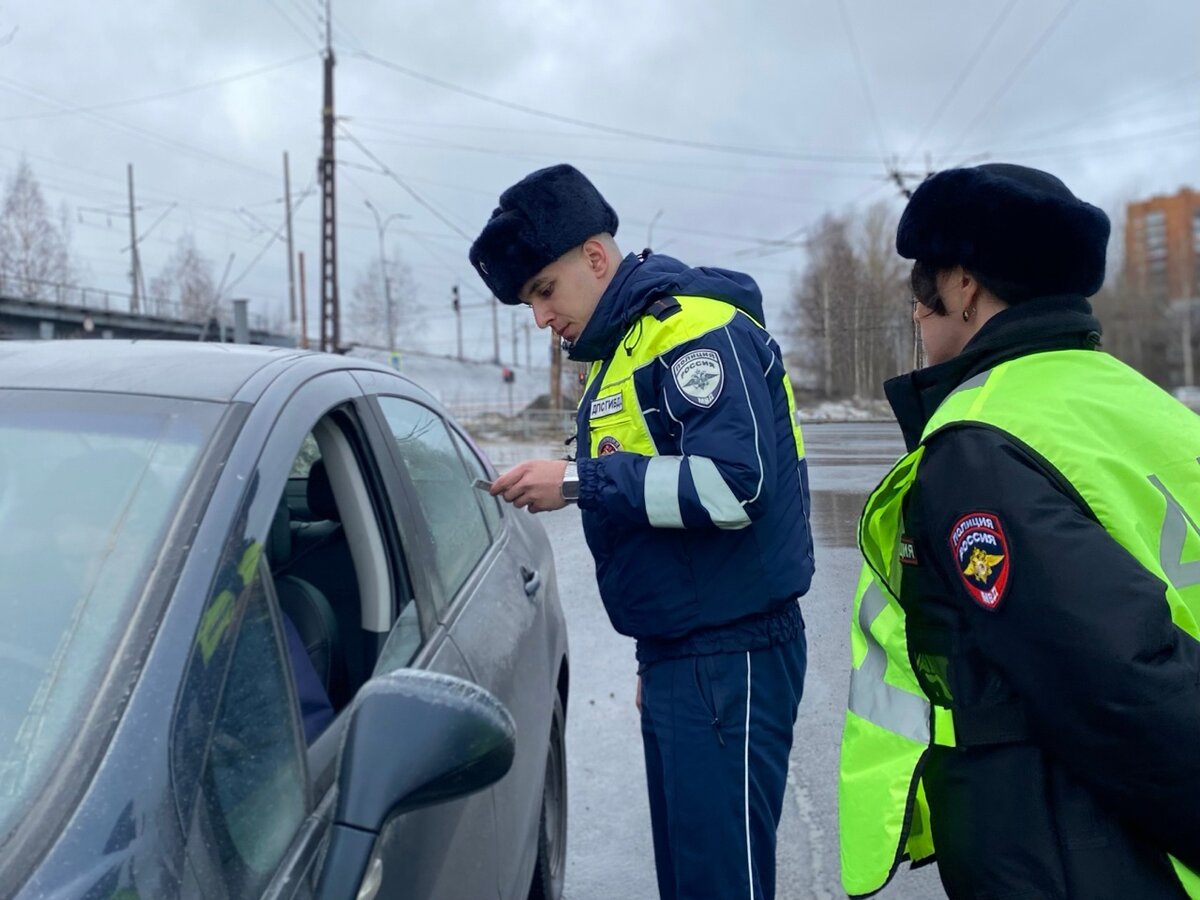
left=560, top=462, right=580, bottom=503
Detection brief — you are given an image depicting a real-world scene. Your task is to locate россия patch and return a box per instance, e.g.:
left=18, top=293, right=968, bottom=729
left=948, top=512, right=1010, bottom=610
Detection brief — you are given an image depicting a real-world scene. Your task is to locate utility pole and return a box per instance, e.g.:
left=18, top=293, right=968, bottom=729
left=298, top=251, right=309, bottom=349
left=127, top=164, right=141, bottom=313
left=511, top=309, right=519, bottom=366
left=887, top=160, right=932, bottom=372
left=364, top=200, right=405, bottom=351
left=491, top=296, right=500, bottom=364
left=451, top=284, right=463, bottom=360
left=550, top=332, right=562, bottom=409
left=318, top=0, right=339, bottom=352
left=283, top=152, right=297, bottom=330
left=647, top=209, right=664, bottom=250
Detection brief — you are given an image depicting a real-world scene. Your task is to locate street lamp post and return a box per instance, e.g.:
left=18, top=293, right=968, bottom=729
left=364, top=200, right=407, bottom=351
left=646, top=209, right=664, bottom=250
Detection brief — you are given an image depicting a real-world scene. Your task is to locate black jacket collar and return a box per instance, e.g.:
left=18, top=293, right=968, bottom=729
left=885, top=295, right=1102, bottom=451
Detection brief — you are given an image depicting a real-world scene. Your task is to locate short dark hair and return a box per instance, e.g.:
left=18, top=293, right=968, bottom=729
left=910, top=259, right=1033, bottom=313
left=910, top=260, right=944, bottom=314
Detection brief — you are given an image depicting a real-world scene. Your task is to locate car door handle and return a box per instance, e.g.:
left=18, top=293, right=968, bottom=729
left=521, top=565, right=542, bottom=597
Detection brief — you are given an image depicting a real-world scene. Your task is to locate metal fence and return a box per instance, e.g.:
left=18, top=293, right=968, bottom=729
left=0, top=275, right=270, bottom=330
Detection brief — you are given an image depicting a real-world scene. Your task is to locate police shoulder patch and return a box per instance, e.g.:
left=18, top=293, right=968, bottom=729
left=597, top=436, right=622, bottom=455
left=948, top=512, right=1010, bottom=611
left=671, top=348, right=724, bottom=408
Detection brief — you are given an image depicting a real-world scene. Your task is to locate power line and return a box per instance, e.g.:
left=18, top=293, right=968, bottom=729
left=351, top=49, right=883, bottom=165
left=338, top=125, right=474, bottom=240
left=836, top=0, right=889, bottom=162
left=0, top=54, right=313, bottom=122
left=735, top=179, right=893, bottom=259
left=977, top=68, right=1200, bottom=150
left=900, top=0, right=1020, bottom=164
left=346, top=118, right=884, bottom=181
left=224, top=177, right=317, bottom=294
left=337, top=127, right=878, bottom=202
left=267, top=0, right=322, bottom=51
left=981, top=111, right=1200, bottom=156
left=996, top=118, right=1200, bottom=160
left=943, top=0, right=1080, bottom=160
left=0, top=77, right=279, bottom=182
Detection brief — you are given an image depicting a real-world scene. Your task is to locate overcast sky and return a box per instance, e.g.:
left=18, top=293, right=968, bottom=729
left=3, top=0, right=1198, bottom=361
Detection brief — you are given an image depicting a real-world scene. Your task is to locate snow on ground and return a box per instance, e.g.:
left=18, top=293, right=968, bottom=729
left=795, top=398, right=893, bottom=421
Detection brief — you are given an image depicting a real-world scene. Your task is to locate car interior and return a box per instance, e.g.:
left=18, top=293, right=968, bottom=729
left=263, top=410, right=422, bottom=739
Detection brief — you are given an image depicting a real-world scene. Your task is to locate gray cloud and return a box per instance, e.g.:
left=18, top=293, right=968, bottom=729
left=3, top=0, right=1197, bottom=357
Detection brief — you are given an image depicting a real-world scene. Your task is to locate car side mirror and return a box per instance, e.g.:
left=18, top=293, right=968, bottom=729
left=314, top=669, right=516, bottom=900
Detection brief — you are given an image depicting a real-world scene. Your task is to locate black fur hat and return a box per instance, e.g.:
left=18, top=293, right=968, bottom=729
left=469, top=164, right=619, bottom=305
left=896, top=163, right=1110, bottom=299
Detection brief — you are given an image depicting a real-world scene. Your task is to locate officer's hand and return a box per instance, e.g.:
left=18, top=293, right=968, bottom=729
left=491, top=459, right=569, bottom=513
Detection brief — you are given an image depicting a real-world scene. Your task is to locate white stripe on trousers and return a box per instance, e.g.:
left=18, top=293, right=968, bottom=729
left=744, top=650, right=754, bottom=900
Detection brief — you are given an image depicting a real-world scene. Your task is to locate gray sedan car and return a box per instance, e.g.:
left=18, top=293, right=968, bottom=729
left=0, top=340, right=568, bottom=900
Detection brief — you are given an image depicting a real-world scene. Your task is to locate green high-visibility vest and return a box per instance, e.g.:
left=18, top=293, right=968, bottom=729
left=839, top=349, right=1200, bottom=897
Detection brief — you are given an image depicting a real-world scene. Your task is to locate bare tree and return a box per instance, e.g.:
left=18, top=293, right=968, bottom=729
left=148, top=232, right=219, bottom=322
left=786, top=202, right=909, bottom=399
left=854, top=202, right=911, bottom=394
left=0, top=157, right=74, bottom=299
left=1090, top=198, right=1175, bottom=387
left=347, top=246, right=417, bottom=350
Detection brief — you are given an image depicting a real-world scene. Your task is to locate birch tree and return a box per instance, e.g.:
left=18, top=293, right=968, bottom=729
left=0, top=157, right=74, bottom=299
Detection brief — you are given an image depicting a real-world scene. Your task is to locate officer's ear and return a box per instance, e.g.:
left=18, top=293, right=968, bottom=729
left=581, top=236, right=613, bottom=281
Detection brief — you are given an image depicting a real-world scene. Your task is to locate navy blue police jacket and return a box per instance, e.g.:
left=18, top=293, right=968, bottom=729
left=571, top=252, right=813, bottom=662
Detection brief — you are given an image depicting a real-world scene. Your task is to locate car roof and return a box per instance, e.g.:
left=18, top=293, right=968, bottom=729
left=0, top=340, right=411, bottom=402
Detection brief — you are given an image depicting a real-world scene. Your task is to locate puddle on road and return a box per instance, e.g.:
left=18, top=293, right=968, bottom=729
left=809, top=490, right=865, bottom=548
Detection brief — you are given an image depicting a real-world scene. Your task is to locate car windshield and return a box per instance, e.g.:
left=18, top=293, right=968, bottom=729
left=0, top=389, right=224, bottom=840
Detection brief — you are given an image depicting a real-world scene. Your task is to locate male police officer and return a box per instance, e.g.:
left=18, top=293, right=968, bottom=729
left=471, top=164, right=814, bottom=900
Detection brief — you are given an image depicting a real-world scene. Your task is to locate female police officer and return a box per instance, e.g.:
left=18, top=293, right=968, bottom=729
left=839, top=163, right=1200, bottom=899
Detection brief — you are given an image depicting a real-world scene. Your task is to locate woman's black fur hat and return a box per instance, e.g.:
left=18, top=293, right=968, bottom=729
left=896, top=163, right=1110, bottom=298
left=470, top=164, right=619, bottom=305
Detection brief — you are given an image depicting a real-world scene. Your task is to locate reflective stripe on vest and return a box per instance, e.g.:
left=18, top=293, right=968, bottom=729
left=840, top=349, right=1200, bottom=897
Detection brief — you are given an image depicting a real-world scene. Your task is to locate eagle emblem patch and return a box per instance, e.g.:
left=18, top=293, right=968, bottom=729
left=948, top=512, right=1010, bottom=610
left=671, top=349, right=724, bottom=408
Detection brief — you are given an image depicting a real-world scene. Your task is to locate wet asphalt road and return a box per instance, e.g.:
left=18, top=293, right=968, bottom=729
left=501, top=422, right=947, bottom=900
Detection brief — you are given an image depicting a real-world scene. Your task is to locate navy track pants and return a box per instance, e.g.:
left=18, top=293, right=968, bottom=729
left=639, top=631, right=806, bottom=900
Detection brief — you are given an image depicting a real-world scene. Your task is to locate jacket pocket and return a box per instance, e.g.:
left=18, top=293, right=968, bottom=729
left=694, top=654, right=736, bottom=746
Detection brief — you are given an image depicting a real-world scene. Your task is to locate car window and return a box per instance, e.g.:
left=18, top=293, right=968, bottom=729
left=200, top=564, right=307, bottom=898
left=0, top=389, right=222, bottom=842
left=376, top=397, right=491, bottom=612
left=289, top=433, right=321, bottom=479
left=449, top=427, right=503, bottom=538
left=373, top=601, right=422, bottom=676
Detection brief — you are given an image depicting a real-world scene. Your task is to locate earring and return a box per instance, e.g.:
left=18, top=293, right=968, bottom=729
left=962, top=305, right=976, bottom=322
